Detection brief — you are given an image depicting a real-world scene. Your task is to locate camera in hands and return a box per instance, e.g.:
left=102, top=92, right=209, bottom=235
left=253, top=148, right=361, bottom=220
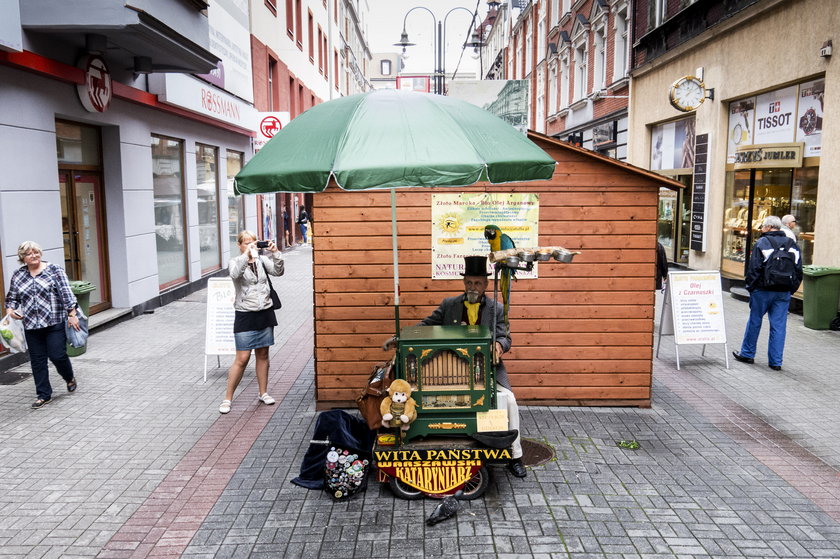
left=256, top=240, right=271, bottom=249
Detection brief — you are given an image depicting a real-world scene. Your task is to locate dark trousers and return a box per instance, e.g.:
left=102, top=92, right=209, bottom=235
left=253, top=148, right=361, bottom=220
left=24, top=322, right=74, bottom=400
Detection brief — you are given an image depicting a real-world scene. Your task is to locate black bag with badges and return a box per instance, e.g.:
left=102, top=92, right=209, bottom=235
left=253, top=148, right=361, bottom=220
left=324, top=446, right=370, bottom=500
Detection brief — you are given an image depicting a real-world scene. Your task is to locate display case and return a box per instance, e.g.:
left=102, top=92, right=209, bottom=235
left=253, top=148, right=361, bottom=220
left=721, top=170, right=751, bottom=277
left=397, top=325, right=495, bottom=442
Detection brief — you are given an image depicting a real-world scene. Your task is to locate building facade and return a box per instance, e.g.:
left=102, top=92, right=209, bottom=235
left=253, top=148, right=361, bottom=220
left=0, top=0, right=256, bottom=327
left=628, top=0, right=840, bottom=279
left=482, top=0, right=631, bottom=158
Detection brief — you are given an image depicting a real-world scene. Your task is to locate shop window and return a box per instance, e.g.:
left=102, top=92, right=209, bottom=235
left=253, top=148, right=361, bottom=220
left=791, top=167, right=818, bottom=265
left=381, top=59, right=391, bottom=76
left=721, top=166, right=818, bottom=280
left=196, top=144, right=221, bottom=274
left=152, top=135, right=188, bottom=289
left=227, top=150, right=245, bottom=261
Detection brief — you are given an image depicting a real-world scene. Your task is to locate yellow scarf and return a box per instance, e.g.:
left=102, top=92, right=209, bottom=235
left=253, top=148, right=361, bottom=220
left=464, top=301, right=480, bottom=325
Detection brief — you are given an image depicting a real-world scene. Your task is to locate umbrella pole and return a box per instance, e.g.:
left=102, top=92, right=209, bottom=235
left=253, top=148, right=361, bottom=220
left=391, top=188, right=401, bottom=339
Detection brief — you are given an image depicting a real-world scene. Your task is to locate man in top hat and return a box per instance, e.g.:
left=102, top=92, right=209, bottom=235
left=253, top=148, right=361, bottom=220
left=393, top=255, right=526, bottom=477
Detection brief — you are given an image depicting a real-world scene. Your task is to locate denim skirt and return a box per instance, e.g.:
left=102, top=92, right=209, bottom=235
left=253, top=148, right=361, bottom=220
left=234, top=326, right=274, bottom=351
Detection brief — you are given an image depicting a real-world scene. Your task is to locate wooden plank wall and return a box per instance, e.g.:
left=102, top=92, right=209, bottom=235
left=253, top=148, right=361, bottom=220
left=313, top=140, right=665, bottom=408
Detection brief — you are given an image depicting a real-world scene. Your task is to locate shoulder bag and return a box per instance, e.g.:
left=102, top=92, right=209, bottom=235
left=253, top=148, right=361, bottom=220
left=261, top=260, right=282, bottom=310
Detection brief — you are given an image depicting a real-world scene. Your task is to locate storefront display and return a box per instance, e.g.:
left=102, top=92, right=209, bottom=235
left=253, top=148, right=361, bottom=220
left=651, top=117, right=695, bottom=263
left=721, top=79, right=823, bottom=284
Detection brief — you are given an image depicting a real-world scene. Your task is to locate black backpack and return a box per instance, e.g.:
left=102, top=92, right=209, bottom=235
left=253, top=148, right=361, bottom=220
left=762, top=236, right=798, bottom=290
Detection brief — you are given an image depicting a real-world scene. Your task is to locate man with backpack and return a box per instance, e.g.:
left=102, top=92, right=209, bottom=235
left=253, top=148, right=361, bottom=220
left=733, top=216, right=802, bottom=371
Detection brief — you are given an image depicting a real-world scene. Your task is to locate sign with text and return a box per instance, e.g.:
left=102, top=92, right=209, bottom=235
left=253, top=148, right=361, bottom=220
left=689, top=133, right=709, bottom=252
left=431, top=193, right=539, bottom=279
left=796, top=78, right=824, bottom=157
left=667, top=271, right=727, bottom=345
left=753, top=85, right=797, bottom=145
left=205, top=278, right=236, bottom=356
left=733, top=143, right=803, bottom=169
left=149, top=73, right=257, bottom=129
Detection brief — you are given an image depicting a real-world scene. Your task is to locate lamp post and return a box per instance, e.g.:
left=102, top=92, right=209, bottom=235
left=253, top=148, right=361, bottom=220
left=394, top=6, right=480, bottom=95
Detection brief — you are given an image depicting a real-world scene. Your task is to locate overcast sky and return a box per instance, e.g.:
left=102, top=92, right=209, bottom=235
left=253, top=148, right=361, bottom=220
left=365, top=0, right=482, bottom=78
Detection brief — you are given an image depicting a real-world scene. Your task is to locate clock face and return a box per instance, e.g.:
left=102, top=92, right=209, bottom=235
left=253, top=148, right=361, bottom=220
left=669, top=76, right=706, bottom=112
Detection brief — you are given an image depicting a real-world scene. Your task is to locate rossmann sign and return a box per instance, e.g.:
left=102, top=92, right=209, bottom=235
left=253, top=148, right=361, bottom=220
left=149, top=74, right=256, bottom=130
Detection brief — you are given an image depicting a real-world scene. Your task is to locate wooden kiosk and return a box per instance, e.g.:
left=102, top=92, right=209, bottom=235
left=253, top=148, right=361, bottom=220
left=313, top=132, right=683, bottom=408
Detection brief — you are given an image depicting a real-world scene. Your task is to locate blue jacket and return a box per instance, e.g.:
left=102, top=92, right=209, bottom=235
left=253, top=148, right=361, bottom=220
left=745, top=230, right=803, bottom=293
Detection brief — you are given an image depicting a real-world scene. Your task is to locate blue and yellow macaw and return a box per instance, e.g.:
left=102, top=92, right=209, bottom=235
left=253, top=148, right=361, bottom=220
left=484, top=224, right=515, bottom=330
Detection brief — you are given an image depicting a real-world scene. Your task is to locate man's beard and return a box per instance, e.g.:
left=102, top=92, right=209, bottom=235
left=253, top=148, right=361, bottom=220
left=466, top=291, right=481, bottom=304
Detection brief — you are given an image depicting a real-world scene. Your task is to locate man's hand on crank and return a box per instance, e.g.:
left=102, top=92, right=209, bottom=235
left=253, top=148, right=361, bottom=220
left=382, top=336, right=397, bottom=351
left=493, top=341, right=504, bottom=364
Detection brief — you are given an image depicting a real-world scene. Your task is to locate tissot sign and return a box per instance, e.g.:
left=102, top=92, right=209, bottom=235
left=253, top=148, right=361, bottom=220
left=149, top=74, right=256, bottom=129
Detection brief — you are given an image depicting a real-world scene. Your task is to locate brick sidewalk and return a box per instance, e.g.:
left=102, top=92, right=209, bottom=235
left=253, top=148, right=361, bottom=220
left=2, top=250, right=840, bottom=558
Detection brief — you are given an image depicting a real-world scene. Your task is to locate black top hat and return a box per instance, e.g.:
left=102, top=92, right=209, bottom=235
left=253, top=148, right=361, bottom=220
left=461, top=255, right=490, bottom=277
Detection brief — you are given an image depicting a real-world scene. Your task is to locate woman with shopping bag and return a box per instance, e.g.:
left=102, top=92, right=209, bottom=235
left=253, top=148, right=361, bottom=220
left=5, top=241, right=81, bottom=408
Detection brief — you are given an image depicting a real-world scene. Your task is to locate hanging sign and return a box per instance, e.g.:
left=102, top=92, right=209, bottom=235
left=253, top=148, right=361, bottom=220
left=689, top=133, right=710, bottom=252
left=77, top=55, right=112, bottom=113
left=253, top=112, right=290, bottom=153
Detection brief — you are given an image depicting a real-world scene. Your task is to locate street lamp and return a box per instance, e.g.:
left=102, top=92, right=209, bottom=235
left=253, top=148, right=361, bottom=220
left=394, top=6, right=480, bottom=95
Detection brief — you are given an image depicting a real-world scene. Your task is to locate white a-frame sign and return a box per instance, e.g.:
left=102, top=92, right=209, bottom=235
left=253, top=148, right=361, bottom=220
left=656, top=270, right=730, bottom=370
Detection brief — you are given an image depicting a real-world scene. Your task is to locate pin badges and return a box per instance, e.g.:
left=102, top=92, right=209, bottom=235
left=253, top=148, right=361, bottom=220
left=324, top=447, right=370, bottom=500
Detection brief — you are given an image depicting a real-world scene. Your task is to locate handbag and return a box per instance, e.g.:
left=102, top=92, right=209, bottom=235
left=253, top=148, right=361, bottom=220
left=356, top=357, right=395, bottom=430
left=65, top=308, right=89, bottom=349
left=261, top=261, right=282, bottom=310
left=0, top=311, right=27, bottom=354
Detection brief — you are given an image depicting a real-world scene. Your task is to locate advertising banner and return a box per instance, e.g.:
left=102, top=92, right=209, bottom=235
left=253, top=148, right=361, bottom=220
left=753, top=85, right=797, bottom=145
left=197, top=0, right=254, bottom=103
left=650, top=118, right=695, bottom=171
left=796, top=78, right=824, bottom=157
left=447, top=80, right=530, bottom=134
left=726, top=98, right=755, bottom=163
left=431, top=193, right=539, bottom=279
left=668, top=271, right=727, bottom=345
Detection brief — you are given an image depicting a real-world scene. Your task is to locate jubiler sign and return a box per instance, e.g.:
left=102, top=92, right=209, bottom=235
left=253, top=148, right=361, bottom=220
left=733, top=143, right=803, bottom=169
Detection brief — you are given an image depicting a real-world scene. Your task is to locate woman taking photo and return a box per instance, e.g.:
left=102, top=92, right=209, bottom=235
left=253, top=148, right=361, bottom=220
left=219, top=231, right=284, bottom=414
left=5, top=241, right=80, bottom=409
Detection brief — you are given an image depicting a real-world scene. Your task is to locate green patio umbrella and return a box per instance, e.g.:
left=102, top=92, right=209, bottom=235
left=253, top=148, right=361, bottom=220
left=234, top=89, right=556, bottom=335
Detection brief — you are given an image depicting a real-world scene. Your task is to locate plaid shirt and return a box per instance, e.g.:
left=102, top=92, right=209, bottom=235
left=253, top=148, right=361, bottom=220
left=5, top=263, right=78, bottom=330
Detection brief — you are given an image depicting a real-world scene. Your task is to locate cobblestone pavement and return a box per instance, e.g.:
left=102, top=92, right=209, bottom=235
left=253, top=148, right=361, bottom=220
left=1, top=252, right=840, bottom=558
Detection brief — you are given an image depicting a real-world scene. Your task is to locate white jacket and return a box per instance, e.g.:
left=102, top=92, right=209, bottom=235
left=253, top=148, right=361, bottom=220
left=229, top=252, right=285, bottom=312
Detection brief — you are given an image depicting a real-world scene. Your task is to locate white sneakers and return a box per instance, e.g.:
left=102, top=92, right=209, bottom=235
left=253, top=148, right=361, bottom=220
left=219, top=393, right=275, bottom=414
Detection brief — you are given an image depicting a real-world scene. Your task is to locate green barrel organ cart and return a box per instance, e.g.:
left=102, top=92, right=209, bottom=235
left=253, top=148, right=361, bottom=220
left=376, top=248, right=578, bottom=500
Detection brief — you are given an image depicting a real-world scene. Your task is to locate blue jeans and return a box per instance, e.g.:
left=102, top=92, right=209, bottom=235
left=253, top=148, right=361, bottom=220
left=738, top=289, right=791, bottom=367
left=299, top=222, right=308, bottom=243
left=24, top=322, right=75, bottom=400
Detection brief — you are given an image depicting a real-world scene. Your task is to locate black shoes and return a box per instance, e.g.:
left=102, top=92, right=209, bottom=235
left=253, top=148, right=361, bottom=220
left=507, top=458, right=527, bottom=478
left=67, top=378, right=77, bottom=392
left=732, top=352, right=754, bottom=364
left=733, top=351, right=781, bottom=369
left=31, top=398, right=51, bottom=409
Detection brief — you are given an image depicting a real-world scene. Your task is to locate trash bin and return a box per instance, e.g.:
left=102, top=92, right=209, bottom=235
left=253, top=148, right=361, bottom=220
left=67, top=281, right=96, bottom=356
left=802, top=266, right=840, bottom=330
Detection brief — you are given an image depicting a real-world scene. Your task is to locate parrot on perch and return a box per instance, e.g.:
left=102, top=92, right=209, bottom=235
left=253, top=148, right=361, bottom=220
left=484, top=224, right=516, bottom=330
